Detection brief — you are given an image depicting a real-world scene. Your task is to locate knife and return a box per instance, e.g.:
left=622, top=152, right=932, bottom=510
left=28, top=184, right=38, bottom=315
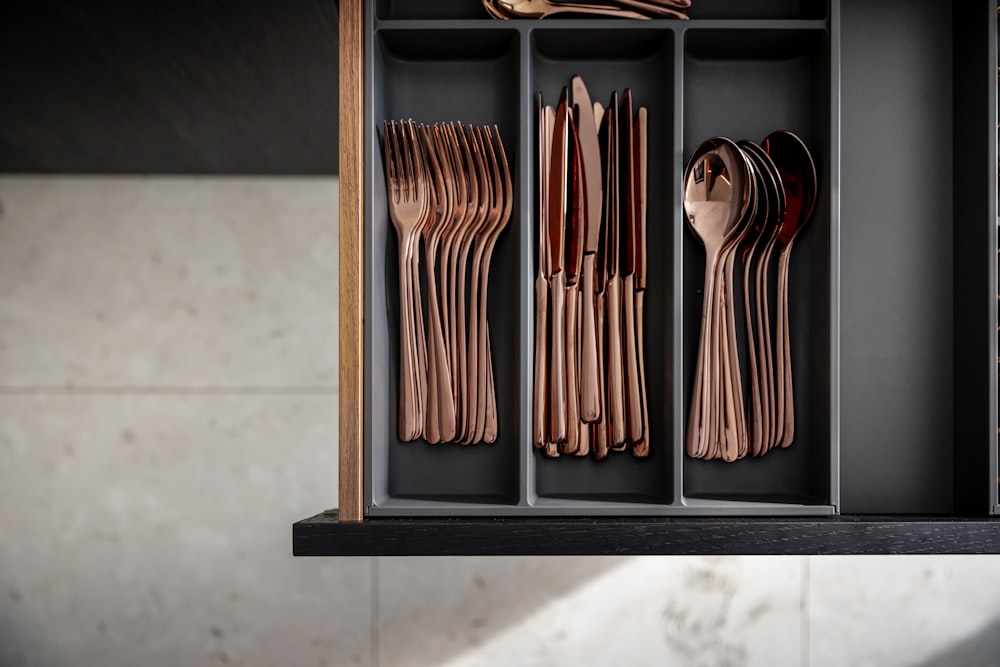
left=605, top=91, right=626, bottom=450
left=631, top=106, right=650, bottom=458
left=571, top=75, right=603, bottom=426
left=547, top=88, right=569, bottom=446
left=621, top=90, right=643, bottom=448
left=534, top=96, right=553, bottom=451
left=562, top=113, right=585, bottom=455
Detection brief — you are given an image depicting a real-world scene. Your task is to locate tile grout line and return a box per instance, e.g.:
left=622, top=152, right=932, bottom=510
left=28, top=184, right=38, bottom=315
left=371, top=558, right=380, bottom=667
left=801, top=556, right=811, bottom=667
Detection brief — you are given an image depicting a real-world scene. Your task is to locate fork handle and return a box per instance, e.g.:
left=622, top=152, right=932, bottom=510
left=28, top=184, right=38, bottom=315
left=397, top=248, right=420, bottom=442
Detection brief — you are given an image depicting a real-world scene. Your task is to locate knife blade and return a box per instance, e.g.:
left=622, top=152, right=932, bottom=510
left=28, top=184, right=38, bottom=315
left=547, top=88, right=569, bottom=279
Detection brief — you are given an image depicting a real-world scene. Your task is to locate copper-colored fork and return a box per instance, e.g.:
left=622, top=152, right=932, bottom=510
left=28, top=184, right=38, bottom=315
left=459, top=126, right=493, bottom=445
left=383, top=120, right=430, bottom=442
left=471, top=125, right=513, bottom=444
left=420, top=125, right=458, bottom=443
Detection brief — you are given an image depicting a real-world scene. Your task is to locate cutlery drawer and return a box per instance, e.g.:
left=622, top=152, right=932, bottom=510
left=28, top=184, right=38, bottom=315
left=342, top=0, right=998, bottom=520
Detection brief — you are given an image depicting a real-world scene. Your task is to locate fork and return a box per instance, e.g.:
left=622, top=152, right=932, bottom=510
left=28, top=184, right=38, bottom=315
left=383, top=120, right=429, bottom=442
left=420, top=125, right=458, bottom=443
left=471, top=126, right=513, bottom=444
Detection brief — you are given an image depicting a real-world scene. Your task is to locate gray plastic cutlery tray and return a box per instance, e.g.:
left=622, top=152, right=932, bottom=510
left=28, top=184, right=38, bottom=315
left=361, top=0, right=999, bottom=516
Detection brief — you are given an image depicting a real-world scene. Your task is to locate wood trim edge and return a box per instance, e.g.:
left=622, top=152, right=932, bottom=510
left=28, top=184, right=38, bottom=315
left=338, top=0, right=364, bottom=521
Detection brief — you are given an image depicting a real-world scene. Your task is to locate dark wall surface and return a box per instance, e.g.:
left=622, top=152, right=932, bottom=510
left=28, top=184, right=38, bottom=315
left=1, top=0, right=340, bottom=174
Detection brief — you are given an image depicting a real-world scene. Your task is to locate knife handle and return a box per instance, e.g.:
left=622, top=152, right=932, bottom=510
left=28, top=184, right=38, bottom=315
left=533, top=273, right=548, bottom=448
left=592, top=291, right=609, bottom=461
left=562, top=286, right=581, bottom=455
left=549, top=271, right=568, bottom=444
left=632, top=289, right=650, bottom=458
left=606, top=275, right=626, bottom=449
left=623, top=273, right=643, bottom=444
left=579, top=255, right=601, bottom=423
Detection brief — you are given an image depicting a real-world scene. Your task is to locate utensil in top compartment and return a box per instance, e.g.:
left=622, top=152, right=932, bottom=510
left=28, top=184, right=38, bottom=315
left=383, top=120, right=431, bottom=442
left=492, top=0, right=650, bottom=20
left=566, top=0, right=690, bottom=19
left=486, top=0, right=690, bottom=19
left=571, top=76, right=604, bottom=426
left=762, top=130, right=818, bottom=450
left=683, top=137, right=751, bottom=461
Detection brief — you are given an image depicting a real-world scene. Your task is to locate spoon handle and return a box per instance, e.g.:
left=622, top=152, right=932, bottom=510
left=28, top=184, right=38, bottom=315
left=631, top=288, right=650, bottom=458
left=623, top=273, right=643, bottom=443
left=778, top=247, right=795, bottom=447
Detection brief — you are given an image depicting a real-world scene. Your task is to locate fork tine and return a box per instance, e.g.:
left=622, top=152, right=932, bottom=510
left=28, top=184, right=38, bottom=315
left=493, top=125, right=514, bottom=214
left=493, top=125, right=513, bottom=218
left=384, top=121, right=398, bottom=200
left=481, top=126, right=502, bottom=210
left=391, top=121, right=407, bottom=201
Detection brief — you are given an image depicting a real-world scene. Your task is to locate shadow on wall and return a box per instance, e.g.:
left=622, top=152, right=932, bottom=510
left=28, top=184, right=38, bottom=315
left=376, top=555, right=632, bottom=667
left=915, top=614, right=1000, bottom=667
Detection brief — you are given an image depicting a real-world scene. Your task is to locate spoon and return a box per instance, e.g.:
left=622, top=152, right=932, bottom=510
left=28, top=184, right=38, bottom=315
left=683, top=137, right=750, bottom=461
left=762, top=130, right=817, bottom=450
left=737, top=140, right=785, bottom=457
left=710, top=149, right=756, bottom=460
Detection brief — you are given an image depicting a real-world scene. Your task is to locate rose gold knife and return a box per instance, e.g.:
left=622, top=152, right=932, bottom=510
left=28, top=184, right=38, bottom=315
left=605, top=92, right=627, bottom=450
left=561, top=114, right=585, bottom=455
left=547, top=89, right=570, bottom=446
left=571, top=75, right=603, bottom=426
left=631, top=107, right=650, bottom=458
left=534, top=96, right=552, bottom=450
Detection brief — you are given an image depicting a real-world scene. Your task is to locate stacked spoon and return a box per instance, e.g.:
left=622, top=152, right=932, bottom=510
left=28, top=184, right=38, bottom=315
left=483, top=0, right=692, bottom=20
left=534, top=76, right=650, bottom=460
left=382, top=120, right=513, bottom=445
left=684, top=132, right=817, bottom=462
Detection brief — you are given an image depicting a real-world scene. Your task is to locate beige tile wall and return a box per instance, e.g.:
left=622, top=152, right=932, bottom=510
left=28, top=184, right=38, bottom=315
left=1, top=177, right=999, bottom=667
